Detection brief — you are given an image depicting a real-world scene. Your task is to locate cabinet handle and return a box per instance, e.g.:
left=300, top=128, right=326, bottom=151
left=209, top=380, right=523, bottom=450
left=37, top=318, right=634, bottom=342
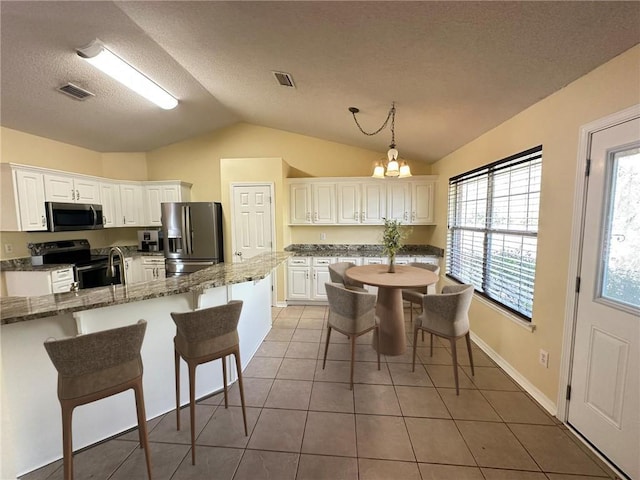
left=314, top=212, right=318, bottom=221
left=71, top=189, right=75, bottom=200
left=76, top=189, right=79, bottom=200
left=354, top=212, right=358, bottom=220
left=412, top=212, right=416, bottom=221
left=404, top=211, right=409, bottom=221
left=306, top=212, right=311, bottom=222
left=361, top=211, right=365, bottom=221
left=306, top=272, right=309, bottom=279
left=123, top=216, right=126, bottom=224
left=41, top=215, right=46, bottom=226
left=103, top=216, right=107, bottom=224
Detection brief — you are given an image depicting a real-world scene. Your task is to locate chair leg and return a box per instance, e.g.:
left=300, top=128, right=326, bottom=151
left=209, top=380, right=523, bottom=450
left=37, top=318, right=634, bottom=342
left=430, top=333, right=434, bottom=356
left=61, top=403, right=73, bottom=480
left=188, top=362, right=197, bottom=465
left=234, top=349, right=248, bottom=436
left=349, top=335, right=356, bottom=390
left=465, top=333, right=475, bottom=377
left=222, top=356, right=228, bottom=408
left=450, top=338, right=460, bottom=395
left=422, top=329, right=425, bottom=343
left=322, top=326, right=332, bottom=369
left=412, top=327, right=419, bottom=372
left=375, top=326, right=380, bottom=370
left=174, top=348, right=181, bottom=431
left=133, top=380, right=153, bottom=480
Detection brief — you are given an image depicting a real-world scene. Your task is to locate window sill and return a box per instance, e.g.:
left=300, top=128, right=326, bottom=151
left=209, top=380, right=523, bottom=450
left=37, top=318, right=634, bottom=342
left=441, top=277, right=536, bottom=333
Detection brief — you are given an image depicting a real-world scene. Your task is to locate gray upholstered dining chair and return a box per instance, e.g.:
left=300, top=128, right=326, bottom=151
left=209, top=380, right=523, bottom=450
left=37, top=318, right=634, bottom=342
left=170, top=300, right=247, bottom=465
left=44, top=320, right=152, bottom=480
left=328, top=262, right=365, bottom=289
left=323, top=282, right=380, bottom=389
left=411, top=284, right=475, bottom=395
left=402, top=262, right=441, bottom=324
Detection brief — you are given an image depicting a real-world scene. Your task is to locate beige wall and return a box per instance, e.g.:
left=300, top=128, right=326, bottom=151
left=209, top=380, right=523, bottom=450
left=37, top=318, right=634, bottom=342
left=430, top=45, right=640, bottom=405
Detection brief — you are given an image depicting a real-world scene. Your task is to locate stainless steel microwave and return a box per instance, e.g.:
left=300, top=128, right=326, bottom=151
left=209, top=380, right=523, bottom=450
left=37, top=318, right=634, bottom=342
left=45, top=202, right=104, bottom=232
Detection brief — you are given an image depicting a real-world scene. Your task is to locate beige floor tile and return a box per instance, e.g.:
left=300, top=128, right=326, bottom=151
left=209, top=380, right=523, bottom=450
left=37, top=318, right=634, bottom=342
left=509, top=424, right=609, bottom=476
left=356, top=414, right=415, bottom=461
left=353, top=361, right=393, bottom=385
left=389, top=362, right=434, bottom=387
left=384, top=349, right=415, bottom=364
left=297, top=317, right=325, bottom=329
left=482, top=391, right=555, bottom=425
left=149, top=404, right=216, bottom=444
left=322, top=329, right=350, bottom=344
left=279, top=306, right=305, bottom=318
left=419, top=463, right=484, bottom=480
left=314, top=359, right=353, bottom=384
left=109, top=441, right=188, bottom=480
left=454, top=343, right=496, bottom=367
left=322, top=342, right=352, bottom=361
left=461, top=366, right=521, bottom=391
left=248, top=408, right=307, bottom=452
left=354, top=384, right=401, bottom=415
left=359, top=459, right=421, bottom=480
left=309, top=381, right=355, bottom=413
left=405, top=417, right=475, bottom=465
left=18, top=459, right=62, bottom=480
left=481, top=468, right=548, bottom=479
left=171, top=446, right=243, bottom=480
left=266, top=328, right=295, bottom=342
left=301, top=306, right=327, bottom=319
left=234, top=450, right=299, bottom=480
left=196, top=406, right=260, bottom=448
left=244, top=357, right=282, bottom=378
left=271, top=306, right=283, bottom=318
left=456, top=420, right=539, bottom=470
left=545, top=474, right=612, bottom=480
left=416, top=345, right=456, bottom=365
left=285, top=341, right=320, bottom=359
left=256, top=341, right=289, bottom=357
left=265, top=379, right=313, bottom=410
left=276, top=358, right=317, bottom=380
left=438, top=388, right=502, bottom=421
left=292, top=328, right=323, bottom=343
left=296, top=454, right=358, bottom=480
left=45, top=440, right=138, bottom=480
left=301, top=411, right=357, bottom=457
left=395, top=386, right=451, bottom=419
left=118, top=413, right=164, bottom=441
left=227, top=377, right=274, bottom=407
left=425, top=364, right=475, bottom=389
left=273, top=317, right=300, bottom=329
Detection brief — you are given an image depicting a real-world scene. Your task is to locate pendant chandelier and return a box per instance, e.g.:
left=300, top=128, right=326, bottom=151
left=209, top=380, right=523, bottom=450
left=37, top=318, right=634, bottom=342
left=348, top=102, right=411, bottom=178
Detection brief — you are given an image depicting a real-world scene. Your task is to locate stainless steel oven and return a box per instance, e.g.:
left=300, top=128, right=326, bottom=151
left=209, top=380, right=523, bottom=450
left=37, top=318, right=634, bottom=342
left=75, top=258, right=121, bottom=289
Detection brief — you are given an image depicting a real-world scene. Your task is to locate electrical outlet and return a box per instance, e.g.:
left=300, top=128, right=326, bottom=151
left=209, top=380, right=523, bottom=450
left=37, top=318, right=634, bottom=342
left=4, top=243, right=13, bottom=254
left=320, top=232, right=326, bottom=240
left=539, top=349, right=549, bottom=368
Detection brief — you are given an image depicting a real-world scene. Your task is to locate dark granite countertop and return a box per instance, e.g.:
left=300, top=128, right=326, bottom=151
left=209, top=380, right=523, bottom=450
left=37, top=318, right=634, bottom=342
left=285, top=244, right=443, bottom=258
left=1, top=252, right=291, bottom=325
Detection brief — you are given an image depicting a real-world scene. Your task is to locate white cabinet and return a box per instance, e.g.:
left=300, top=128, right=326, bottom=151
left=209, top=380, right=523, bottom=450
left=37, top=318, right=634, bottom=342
left=120, top=183, right=144, bottom=226
left=4, top=267, right=74, bottom=297
left=123, top=257, right=142, bottom=284
left=311, top=257, right=333, bottom=301
left=386, top=182, right=411, bottom=223
left=99, top=182, right=122, bottom=228
left=286, top=256, right=335, bottom=302
left=337, top=182, right=386, bottom=225
left=143, top=181, right=191, bottom=227
left=44, top=173, right=100, bottom=204
left=289, top=182, right=336, bottom=224
left=0, top=164, right=47, bottom=231
left=410, top=179, right=436, bottom=225
left=140, top=257, right=165, bottom=282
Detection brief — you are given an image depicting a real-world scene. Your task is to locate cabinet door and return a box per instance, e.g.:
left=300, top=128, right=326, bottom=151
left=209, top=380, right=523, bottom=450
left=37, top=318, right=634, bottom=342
left=15, top=169, right=47, bottom=231
left=99, top=182, right=121, bottom=228
left=287, top=266, right=311, bottom=300
left=74, top=178, right=100, bottom=204
left=120, top=184, right=143, bottom=226
left=411, top=180, right=435, bottom=224
left=44, top=173, right=74, bottom=202
left=313, top=183, right=336, bottom=224
left=162, top=184, right=181, bottom=203
left=142, top=265, right=157, bottom=282
left=337, top=183, right=360, bottom=224
left=144, top=185, right=163, bottom=227
left=386, top=182, right=411, bottom=223
left=290, top=183, right=312, bottom=224
left=361, top=182, right=386, bottom=224
left=312, top=266, right=331, bottom=300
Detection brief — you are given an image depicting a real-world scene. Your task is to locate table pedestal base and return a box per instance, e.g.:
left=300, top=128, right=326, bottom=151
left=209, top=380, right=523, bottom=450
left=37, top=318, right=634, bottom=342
left=372, top=287, right=406, bottom=355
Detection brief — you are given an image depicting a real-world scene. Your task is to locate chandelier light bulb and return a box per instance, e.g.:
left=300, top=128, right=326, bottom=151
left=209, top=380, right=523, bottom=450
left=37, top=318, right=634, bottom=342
left=399, top=162, right=412, bottom=178
left=372, top=164, right=385, bottom=179
left=386, top=159, right=400, bottom=176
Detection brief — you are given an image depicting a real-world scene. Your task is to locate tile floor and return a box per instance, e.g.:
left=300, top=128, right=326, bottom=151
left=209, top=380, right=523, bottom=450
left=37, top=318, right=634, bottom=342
left=23, top=305, right=619, bottom=480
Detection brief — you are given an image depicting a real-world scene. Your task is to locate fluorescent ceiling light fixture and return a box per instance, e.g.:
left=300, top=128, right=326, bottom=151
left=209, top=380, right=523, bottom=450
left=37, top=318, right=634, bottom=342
left=77, top=39, right=178, bottom=110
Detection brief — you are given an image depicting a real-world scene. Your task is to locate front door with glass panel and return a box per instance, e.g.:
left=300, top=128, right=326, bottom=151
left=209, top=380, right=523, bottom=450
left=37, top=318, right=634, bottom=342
left=568, top=117, right=639, bottom=479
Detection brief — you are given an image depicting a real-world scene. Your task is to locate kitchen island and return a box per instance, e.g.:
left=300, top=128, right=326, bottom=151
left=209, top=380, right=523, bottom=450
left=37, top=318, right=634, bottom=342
left=0, top=252, right=290, bottom=479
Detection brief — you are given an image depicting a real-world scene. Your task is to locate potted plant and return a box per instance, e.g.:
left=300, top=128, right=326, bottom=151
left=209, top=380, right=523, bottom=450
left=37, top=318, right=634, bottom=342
left=381, top=217, right=407, bottom=273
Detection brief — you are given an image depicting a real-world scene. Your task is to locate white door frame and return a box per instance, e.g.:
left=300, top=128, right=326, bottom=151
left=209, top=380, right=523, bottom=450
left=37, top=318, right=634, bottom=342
left=229, top=182, right=277, bottom=305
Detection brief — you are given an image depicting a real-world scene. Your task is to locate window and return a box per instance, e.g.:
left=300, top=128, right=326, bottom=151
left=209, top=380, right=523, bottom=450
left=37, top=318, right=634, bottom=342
left=446, top=146, right=542, bottom=320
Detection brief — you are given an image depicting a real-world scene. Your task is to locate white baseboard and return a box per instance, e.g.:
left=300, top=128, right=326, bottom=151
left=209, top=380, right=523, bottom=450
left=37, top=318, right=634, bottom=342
left=274, top=301, right=288, bottom=308
left=470, top=332, right=558, bottom=417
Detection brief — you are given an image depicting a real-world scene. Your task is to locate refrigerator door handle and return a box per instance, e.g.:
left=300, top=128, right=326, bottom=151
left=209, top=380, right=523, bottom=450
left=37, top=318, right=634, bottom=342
left=185, top=205, right=193, bottom=255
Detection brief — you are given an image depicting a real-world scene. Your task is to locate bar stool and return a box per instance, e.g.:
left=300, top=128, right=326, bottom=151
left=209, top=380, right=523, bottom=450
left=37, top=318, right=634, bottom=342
left=171, top=300, right=248, bottom=465
left=44, top=320, right=152, bottom=480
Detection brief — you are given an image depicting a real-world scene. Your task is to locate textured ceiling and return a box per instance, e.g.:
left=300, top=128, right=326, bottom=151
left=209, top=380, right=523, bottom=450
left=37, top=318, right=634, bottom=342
left=1, top=1, right=639, bottom=163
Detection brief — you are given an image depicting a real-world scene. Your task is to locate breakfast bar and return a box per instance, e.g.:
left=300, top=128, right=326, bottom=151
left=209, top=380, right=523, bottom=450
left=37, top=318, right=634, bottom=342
left=0, top=252, right=290, bottom=478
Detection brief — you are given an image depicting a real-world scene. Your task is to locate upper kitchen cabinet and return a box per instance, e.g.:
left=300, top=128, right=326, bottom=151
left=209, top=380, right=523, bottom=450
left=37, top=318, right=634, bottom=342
left=43, top=173, right=100, bottom=204
left=289, top=182, right=336, bottom=224
left=0, top=164, right=47, bottom=231
left=99, top=181, right=122, bottom=228
left=119, top=182, right=144, bottom=226
left=410, top=178, right=436, bottom=224
left=337, top=181, right=386, bottom=225
left=386, top=181, right=411, bottom=223
left=143, top=181, right=191, bottom=227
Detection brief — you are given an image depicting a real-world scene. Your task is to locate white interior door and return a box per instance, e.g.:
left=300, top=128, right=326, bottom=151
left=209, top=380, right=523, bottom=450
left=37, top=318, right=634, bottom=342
left=231, top=184, right=274, bottom=263
left=568, top=117, right=639, bottom=479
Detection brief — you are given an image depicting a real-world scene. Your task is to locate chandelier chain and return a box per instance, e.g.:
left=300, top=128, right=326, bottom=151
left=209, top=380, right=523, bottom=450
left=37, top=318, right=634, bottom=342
left=350, top=103, right=396, bottom=145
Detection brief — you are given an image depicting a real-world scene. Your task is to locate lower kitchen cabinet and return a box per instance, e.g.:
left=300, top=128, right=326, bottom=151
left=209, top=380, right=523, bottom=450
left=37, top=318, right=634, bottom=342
left=141, top=257, right=166, bottom=282
left=123, top=257, right=142, bottom=284
left=286, top=256, right=335, bottom=303
left=4, top=267, right=74, bottom=296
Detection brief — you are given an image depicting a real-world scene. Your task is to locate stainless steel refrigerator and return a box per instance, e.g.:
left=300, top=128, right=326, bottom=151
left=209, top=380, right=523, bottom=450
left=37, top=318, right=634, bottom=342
left=161, top=202, right=224, bottom=277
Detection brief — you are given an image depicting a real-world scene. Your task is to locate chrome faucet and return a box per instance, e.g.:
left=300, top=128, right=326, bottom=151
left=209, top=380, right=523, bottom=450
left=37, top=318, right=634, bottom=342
left=107, top=246, right=127, bottom=286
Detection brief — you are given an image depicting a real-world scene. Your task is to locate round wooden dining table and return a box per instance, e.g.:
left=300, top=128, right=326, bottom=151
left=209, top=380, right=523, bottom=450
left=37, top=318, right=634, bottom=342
left=345, top=264, right=439, bottom=355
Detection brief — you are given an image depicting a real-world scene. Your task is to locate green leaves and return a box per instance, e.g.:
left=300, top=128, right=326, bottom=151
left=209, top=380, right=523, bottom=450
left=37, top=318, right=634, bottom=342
left=381, top=217, right=407, bottom=257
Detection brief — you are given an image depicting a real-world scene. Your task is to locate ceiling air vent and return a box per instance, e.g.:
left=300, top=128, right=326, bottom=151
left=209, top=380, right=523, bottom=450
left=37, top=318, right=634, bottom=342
left=58, top=82, right=95, bottom=101
left=272, top=71, right=295, bottom=88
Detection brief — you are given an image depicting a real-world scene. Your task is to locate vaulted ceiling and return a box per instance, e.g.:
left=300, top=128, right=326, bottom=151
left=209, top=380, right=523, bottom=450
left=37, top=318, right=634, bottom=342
left=1, top=1, right=639, bottom=163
